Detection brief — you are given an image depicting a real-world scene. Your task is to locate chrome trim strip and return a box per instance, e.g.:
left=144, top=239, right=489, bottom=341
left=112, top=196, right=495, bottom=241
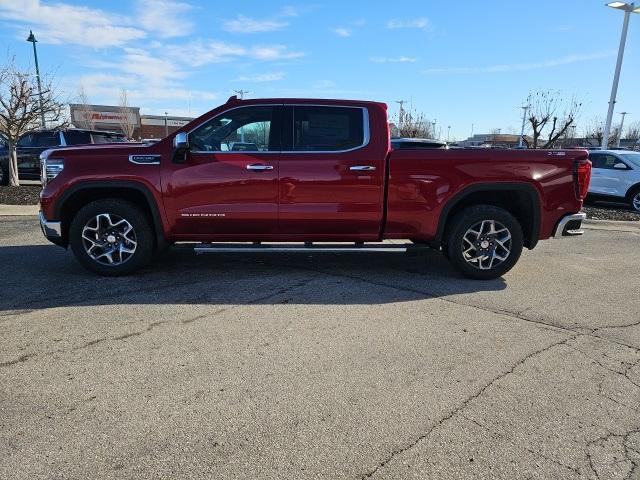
left=194, top=243, right=409, bottom=254
left=553, top=212, right=586, bottom=239
left=128, top=154, right=161, bottom=165
left=39, top=211, right=62, bottom=238
left=350, top=165, right=376, bottom=171
left=187, top=103, right=371, bottom=155
left=246, top=164, right=274, bottom=171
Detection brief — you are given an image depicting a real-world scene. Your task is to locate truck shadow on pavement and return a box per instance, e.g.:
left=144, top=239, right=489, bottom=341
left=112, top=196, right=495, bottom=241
left=0, top=244, right=507, bottom=313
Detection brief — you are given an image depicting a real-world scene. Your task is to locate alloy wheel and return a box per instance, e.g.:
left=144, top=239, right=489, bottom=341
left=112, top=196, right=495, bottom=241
left=633, top=192, right=640, bottom=212
left=81, top=213, right=137, bottom=265
left=461, top=219, right=512, bottom=270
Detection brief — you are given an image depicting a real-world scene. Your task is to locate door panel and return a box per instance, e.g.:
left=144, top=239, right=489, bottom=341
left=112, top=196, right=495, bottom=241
left=277, top=105, right=384, bottom=238
left=162, top=105, right=281, bottom=237
left=164, top=152, right=279, bottom=235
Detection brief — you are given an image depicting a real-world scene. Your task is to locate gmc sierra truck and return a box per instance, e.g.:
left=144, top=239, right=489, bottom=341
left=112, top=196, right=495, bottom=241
left=38, top=96, right=591, bottom=279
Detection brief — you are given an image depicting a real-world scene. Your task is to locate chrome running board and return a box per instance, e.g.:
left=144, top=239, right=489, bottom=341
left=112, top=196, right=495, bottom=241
left=193, top=242, right=421, bottom=254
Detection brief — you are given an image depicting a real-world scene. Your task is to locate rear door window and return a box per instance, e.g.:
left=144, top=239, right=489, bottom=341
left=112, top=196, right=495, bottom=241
left=33, top=132, right=60, bottom=147
left=64, top=130, right=92, bottom=145
left=292, top=106, right=365, bottom=152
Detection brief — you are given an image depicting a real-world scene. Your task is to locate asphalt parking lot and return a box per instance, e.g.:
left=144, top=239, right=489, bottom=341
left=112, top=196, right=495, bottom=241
left=1, top=216, right=639, bottom=480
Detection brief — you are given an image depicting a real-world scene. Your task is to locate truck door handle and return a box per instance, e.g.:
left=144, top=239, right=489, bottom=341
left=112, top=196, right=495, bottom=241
left=246, top=164, right=274, bottom=171
left=350, top=165, right=376, bottom=171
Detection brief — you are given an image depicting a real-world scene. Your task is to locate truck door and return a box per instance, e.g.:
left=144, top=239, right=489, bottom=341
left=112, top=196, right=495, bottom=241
left=277, top=105, right=384, bottom=239
left=162, top=105, right=282, bottom=236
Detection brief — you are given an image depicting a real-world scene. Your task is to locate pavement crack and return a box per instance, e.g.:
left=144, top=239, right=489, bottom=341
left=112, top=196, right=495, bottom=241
left=359, top=336, right=573, bottom=479
left=0, top=353, right=35, bottom=368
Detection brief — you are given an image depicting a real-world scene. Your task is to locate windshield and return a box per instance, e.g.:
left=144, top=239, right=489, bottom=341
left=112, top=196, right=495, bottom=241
left=620, top=153, right=640, bottom=167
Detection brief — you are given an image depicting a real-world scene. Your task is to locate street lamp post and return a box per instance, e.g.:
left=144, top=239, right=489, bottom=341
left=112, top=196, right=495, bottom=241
left=617, top=111, right=629, bottom=147
left=164, top=111, right=169, bottom=138
left=602, top=2, right=639, bottom=149
left=26, top=30, right=45, bottom=128
left=447, top=125, right=451, bottom=143
left=432, top=120, right=437, bottom=139
left=519, top=105, right=529, bottom=148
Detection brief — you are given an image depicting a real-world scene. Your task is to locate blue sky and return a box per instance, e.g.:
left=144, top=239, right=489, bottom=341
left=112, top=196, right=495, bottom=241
left=0, top=0, right=639, bottom=140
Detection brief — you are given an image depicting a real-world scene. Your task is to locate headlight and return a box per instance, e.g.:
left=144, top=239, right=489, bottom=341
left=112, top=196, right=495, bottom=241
left=41, top=156, right=64, bottom=186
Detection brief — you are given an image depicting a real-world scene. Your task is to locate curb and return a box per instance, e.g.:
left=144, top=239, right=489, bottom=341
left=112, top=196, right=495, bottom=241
left=0, top=204, right=39, bottom=216
left=583, top=218, right=640, bottom=233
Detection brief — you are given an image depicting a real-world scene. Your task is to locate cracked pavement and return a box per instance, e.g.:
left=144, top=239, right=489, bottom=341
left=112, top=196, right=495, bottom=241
left=1, top=216, right=639, bottom=480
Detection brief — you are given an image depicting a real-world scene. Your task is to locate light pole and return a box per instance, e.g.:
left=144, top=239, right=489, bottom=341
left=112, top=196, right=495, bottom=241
left=447, top=125, right=451, bottom=143
left=26, top=30, right=45, bottom=128
left=432, top=120, right=437, bottom=139
left=234, top=89, right=251, bottom=99
left=602, top=2, right=639, bottom=149
left=164, top=111, right=169, bottom=137
left=518, top=105, right=529, bottom=148
left=617, top=111, right=629, bottom=147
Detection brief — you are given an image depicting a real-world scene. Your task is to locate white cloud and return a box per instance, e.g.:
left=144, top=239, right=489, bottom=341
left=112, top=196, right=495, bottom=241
left=165, top=41, right=247, bottom=66
left=0, top=0, right=145, bottom=47
left=370, top=56, right=417, bottom=63
left=387, top=18, right=430, bottom=30
left=422, top=51, right=616, bottom=74
left=223, top=14, right=289, bottom=33
left=137, top=0, right=194, bottom=38
left=331, top=27, right=352, bottom=37
left=313, top=80, right=336, bottom=89
left=235, top=72, right=285, bottom=82
left=250, top=45, right=304, bottom=61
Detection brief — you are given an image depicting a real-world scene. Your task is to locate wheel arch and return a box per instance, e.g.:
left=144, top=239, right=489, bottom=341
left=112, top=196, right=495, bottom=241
left=433, top=182, right=542, bottom=250
left=625, top=182, right=640, bottom=200
left=55, top=181, right=167, bottom=250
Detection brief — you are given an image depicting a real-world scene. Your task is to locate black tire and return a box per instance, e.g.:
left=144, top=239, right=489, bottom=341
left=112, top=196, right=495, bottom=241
left=69, top=199, right=154, bottom=276
left=445, top=205, right=523, bottom=280
left=627, top=187, right=640, bottom=213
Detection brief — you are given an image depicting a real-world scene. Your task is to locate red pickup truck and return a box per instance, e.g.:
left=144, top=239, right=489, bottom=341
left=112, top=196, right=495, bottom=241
left=38, top=96, right=591, bottom=279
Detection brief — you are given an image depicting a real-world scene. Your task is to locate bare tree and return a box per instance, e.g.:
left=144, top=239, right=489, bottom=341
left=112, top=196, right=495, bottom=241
left=75, top=86, right=96, bottom=129
left=392, top=109, right=434, bottom=138
left=583, top=116, right=604, bottom=147
left=0, top=57, right=66, bottom=186
left=625, top=121, right=640, bottom=142
left=118, top=89, right=136, bottom=139
left=523, top=90, right=581, bottom=149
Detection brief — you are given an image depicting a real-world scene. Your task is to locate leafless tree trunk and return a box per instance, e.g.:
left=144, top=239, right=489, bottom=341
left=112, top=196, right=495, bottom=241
left=118, top=89, right=136, bottom=139
left=523, top=90, right=581, bottom=149
left=583, top=117, right=604, bottom=147
left=0, top=57, right=66, bottom=186
left=76, top=86, right=96, bottom=129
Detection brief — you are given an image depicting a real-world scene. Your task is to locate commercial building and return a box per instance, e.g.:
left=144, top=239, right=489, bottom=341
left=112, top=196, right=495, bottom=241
left=69, top=104, right=194, bottom=140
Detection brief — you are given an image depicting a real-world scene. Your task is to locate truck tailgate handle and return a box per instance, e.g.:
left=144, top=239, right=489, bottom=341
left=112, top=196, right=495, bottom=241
left=350, top=165, right=376, bottom=171
left=246, top=164, right=274, bottom=171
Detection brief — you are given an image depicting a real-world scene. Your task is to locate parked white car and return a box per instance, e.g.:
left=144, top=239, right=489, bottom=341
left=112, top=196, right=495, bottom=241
left=588, top=150, right=640, bottom=212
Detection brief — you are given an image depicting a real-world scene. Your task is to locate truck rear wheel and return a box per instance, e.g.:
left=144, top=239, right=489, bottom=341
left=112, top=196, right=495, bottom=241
left=69, top=199, right=154, bottom=276
left=445, top=205, right=523, bottom=280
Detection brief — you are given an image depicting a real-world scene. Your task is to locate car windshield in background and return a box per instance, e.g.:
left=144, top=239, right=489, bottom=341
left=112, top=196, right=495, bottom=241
left=620, top=153, right=640, bottom=166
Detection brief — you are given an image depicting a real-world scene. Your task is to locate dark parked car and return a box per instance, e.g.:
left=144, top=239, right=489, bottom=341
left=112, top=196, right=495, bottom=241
left=391, top=137, right=446, bottom=149
left=0, top=129, right=127, bottom=184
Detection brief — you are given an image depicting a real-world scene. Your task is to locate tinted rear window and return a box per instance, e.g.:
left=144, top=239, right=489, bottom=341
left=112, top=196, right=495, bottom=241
left=64, top=130, right=92, bottom=145
left=293, top=106, right=364, bottom=151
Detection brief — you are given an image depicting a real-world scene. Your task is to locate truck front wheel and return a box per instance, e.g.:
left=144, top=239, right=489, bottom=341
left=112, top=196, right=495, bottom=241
left=445, top=205, right=523, bottom=280
left=69, top=199, right=154, bottom=276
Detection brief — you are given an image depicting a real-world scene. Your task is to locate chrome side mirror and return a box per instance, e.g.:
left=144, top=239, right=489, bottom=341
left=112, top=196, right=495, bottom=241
left=173, top=132, right=189, bottom=150
left=172, top=132, right=189, bottom=163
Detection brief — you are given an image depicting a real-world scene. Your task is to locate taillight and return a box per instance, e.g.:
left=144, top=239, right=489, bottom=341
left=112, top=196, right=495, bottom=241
left=574, top=159, right=591, bottom=201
